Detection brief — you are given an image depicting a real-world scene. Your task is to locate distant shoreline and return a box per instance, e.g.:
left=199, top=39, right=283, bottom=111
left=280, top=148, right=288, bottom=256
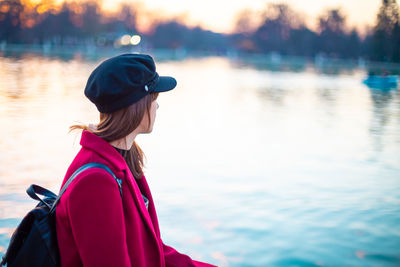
left=1, top=43, right=400, bottom=74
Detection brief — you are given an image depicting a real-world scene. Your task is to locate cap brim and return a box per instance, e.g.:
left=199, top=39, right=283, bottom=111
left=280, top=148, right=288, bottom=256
left=153, top=76, right=177, bottom=92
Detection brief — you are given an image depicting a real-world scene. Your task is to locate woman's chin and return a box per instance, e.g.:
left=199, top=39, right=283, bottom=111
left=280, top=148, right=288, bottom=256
left=146, top=127, right=154, bottom=134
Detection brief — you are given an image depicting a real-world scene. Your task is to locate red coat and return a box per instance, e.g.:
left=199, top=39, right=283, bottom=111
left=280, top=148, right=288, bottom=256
left=56, top=130, right=217, bottom=267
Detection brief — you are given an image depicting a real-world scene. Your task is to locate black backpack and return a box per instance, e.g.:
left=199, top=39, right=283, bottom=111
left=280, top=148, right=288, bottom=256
left=0, top=162, right=122, bottom=267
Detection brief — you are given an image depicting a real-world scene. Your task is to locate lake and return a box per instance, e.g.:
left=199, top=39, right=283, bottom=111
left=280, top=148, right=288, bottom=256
left=0, top=51, right=399, bottom=266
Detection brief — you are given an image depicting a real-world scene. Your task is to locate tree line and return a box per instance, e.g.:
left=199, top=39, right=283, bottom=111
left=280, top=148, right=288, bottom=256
left=0, top=0, right=399, bottom=63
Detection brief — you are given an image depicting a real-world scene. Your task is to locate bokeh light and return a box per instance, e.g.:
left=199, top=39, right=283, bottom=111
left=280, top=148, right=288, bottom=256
left=130, top=35, right=141, bottom=45
left=120, top=34, right=131, bottom=46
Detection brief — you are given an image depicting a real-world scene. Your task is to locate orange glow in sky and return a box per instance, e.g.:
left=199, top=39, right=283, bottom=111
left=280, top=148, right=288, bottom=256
left=60, top=0, right=381, bottom=33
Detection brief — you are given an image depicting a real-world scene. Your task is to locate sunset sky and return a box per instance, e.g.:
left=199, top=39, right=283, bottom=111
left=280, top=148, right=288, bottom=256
left=99, top=0, right=382, bottom=33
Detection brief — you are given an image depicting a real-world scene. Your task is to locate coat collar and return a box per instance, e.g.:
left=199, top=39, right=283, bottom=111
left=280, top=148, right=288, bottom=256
left=79, top=130, right=161, bottom=240
left=80, top=130, right=128, bottom=173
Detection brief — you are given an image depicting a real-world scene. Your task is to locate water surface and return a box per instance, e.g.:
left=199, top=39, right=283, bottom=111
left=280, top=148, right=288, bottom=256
left=0, top=52, right=399, bottom=266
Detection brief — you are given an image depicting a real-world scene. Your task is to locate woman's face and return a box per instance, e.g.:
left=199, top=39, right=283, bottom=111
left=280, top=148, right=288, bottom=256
left=144, top=99, right=159, bottom=133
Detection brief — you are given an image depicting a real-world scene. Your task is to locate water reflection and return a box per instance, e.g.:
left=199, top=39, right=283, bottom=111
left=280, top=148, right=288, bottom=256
left=369, top=88, right=399, bottom=160
left=0, top=53, right=399, bottom=266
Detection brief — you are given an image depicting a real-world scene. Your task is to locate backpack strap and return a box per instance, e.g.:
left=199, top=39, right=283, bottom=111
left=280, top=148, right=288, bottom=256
left=26, top=185, right=57, bottom=210
left=49, top=163, right=122, bottom=213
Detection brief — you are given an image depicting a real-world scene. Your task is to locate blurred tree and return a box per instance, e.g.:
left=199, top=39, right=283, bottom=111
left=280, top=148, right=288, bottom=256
left=0, top=0, right=23, bottom=42
left=345, top=29, right=361, bottom=58
left=319, top=9, right=346, bottom=34
left=317, top=9, right=347, bottom=58
left=288, top=27, right=317, bottom=57
left=150, top=21, right=186, bottom=49
left=80, top=1, right=103, bottom=38
left=102, top=2, right=138, bottom=44
left=33, top=2, right=77, bottom=44
left=393, top=21, right=400, bottom=61
left=232, top=9, right=259, bottom=52
left=149, top=20, right=227, bottom=51
left=234, top=9, right=258, bottom=35
left=239, top=5, right=364, bottom=59
left=370, top=0, right=400, bottom=62
left=376, top=0, right=399, bottom=33
left=253, top=4, right=303, bottom=54
left=118, top=3, right=137, bottom=32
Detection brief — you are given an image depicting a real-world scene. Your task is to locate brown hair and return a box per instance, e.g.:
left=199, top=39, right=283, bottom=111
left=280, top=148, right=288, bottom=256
left=70, top=92, right=159, bottom=179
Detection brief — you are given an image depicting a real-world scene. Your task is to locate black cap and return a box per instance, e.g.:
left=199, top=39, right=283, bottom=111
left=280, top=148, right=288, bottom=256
left=84, top=53, right=177, bottom=113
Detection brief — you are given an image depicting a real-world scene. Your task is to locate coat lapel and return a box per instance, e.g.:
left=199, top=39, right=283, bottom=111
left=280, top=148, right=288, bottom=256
left=136, top=176, right=161, bottom=238
left=123, top=169, right=159, bottom=239
left=80, top=130, right=159, bottom=240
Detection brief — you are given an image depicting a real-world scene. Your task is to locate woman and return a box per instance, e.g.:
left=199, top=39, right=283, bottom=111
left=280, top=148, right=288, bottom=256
left=55, top=54, right=216, bottom=267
